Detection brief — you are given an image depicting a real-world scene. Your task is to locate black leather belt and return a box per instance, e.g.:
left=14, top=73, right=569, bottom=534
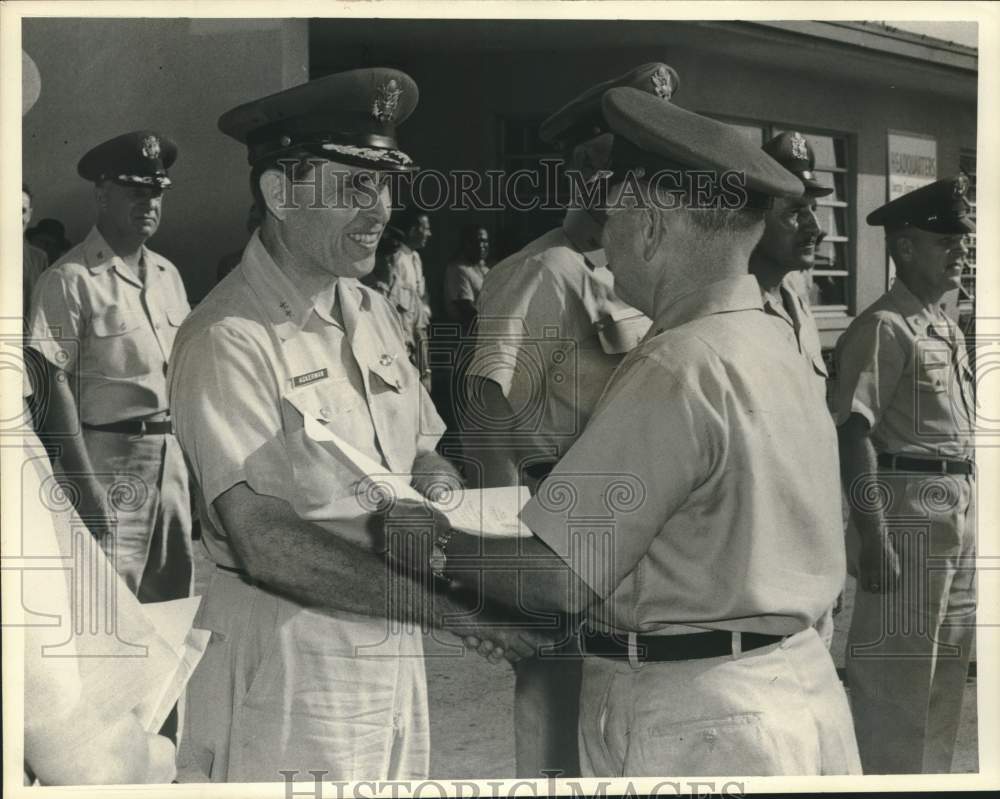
left=580, top=629, right=784, bottom=662
left=83, top=419, right=173, bottom=435
left=877, top=452, right=974, bottom=475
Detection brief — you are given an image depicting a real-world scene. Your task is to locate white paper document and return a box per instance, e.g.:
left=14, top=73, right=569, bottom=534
left=302, top=415, right=533, bottom=537
left=133, top=596, right=211, bottom=733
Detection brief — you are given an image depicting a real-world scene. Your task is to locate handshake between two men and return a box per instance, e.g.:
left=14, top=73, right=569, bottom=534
left=369, top=461, right=597, bottom=666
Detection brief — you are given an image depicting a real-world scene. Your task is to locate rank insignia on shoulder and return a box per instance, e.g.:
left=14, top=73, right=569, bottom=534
left=292, top=368, right=329, bottom=388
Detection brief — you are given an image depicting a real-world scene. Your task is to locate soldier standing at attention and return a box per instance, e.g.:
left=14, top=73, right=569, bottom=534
left=30, top=131, right=193, bottom=604
left=836, top=176, right=976, bottom=774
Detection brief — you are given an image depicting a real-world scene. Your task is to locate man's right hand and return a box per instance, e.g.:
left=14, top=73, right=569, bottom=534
left=858, top=533, right=901, bottom=594
left=459, top=626, right=556, bottom=665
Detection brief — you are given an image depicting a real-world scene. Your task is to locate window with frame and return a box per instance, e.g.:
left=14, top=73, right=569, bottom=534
left=958, top=149, right=976, bottom=321
left=498, top=116, right=855, bottom=316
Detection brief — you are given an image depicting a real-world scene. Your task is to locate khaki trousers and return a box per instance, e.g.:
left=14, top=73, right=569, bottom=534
left=578, top=628, right=861, bottom=776
left=846, top=471, right=976, bottom=774
left=182, top=569, right=430, bottom=782
left=84, top=429, right=193, bottom=602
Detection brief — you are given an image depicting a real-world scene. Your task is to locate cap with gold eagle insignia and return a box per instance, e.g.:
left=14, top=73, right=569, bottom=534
left=77, top=130, right=178, bottom=189
left=761, top=131, right=833, bottom=198
left=867, top=176, right=975, bottom=234
left=218, top=68, right=419, bottom=172
left=540, top=62, right=681, bottom=148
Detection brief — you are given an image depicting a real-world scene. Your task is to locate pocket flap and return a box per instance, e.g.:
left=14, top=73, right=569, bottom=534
left=92, top=307, right=142, bottom=337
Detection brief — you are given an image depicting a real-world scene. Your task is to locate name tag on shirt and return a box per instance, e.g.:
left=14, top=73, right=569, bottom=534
left=292, top=368, right=329, bottom=388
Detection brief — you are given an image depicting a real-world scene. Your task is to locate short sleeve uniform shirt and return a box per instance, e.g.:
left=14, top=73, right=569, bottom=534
left=168, top=233, right=446, bottom=569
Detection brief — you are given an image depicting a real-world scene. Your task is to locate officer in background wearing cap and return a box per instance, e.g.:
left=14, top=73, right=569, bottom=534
left=426, top=88, right=861, bottom=776
left=30, top=131, right=194, bottom=606
left=753, top=130, right=841, bottom=649
left=168, top=69, right=539, bottom=783
left=835, top=177, right=976, bottom=774
left=384, top=208, right=434, bottom=391
left=462, top=64, right=671, bottom=779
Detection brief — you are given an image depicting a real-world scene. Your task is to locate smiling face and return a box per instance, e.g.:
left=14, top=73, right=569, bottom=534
left=270, top=158, right=393, bottom=280
left=894, top=227, right=968, bottom=302
left=755, top=194, right=822, bottom=274
left=98, top=182, right=164, bottom=245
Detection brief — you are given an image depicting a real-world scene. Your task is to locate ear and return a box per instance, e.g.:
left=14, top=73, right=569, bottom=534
left=258, top=169, right=289, bottom=221
left=94, top=181, right=108, bottom=209
left=894, top=235, right=914, bottom=264
left=641, top=206, right=667, bottom=263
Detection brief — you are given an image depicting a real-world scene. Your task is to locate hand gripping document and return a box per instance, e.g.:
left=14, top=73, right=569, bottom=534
left=11, top=432, right=210, bottom=778
left=301, top=415, right=532, bottom=537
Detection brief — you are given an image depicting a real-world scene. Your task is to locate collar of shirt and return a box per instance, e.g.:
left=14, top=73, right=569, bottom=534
left=82, top=226, right=167, bottom=287
left=652, top=274, right=764, bottom=334
left=888, top=277, right=950, bottom=335
left=241, top=230, right=364, bottom=341
left=562, top=208, right=608, bottom=271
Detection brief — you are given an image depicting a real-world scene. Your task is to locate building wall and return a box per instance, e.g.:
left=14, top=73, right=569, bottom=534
left=23, top=18, right=975, bottom=327
left=380, top=40, right=976, bottom=345
left=22, top=18, right=309, bottom=304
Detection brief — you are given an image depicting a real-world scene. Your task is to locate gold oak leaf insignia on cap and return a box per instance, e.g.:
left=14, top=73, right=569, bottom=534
left=141, top=135, right=161, bottom=160
left=790, top=132, right=808, bottom=161
left=651, top=66, right=674, bottom=100
left=955, top=174, right=970, bottom=197
left=372, top=79, right=402, bottom=123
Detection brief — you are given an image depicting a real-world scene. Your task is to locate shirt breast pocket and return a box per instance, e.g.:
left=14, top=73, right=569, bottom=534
left=88, top=306, right=149, bottom=378
left=281, top=380, right=374, bottom=509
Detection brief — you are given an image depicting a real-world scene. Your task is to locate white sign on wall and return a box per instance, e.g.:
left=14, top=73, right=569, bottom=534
left=886, top=131, right=938, bottom=282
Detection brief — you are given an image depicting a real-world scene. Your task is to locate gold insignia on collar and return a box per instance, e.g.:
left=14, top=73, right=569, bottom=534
left=372, top=79, right=402, bottom=123
left=790, top=132, right=808, bottom=161
left=650, top=66, right=674, bottom=100
left=141, top=135, right=161, bottom=160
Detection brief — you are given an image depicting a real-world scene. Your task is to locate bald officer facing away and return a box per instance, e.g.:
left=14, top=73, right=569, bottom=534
left=390, top=88, right=861, bottom=776
left=462, top=64, right=671, bottom=779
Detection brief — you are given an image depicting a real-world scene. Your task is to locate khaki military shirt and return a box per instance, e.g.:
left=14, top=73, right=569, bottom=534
left=443, top=260, right=489, bottom=322
left=29, top=226, right=190, bottom=424
left=761, top=273, right=828, bottom=379
left=386, top=245, right=430, bottom=344
left=834, top=279, right=974, bottom=458
left=468, top=209, right=651, bottom=462
left=168, top=233, right=446, bottom=570
left=521, top=275, right=845, bottom=636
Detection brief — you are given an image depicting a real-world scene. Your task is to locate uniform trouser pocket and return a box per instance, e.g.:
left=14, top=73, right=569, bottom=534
left=628, top=712, right=787, bottom=776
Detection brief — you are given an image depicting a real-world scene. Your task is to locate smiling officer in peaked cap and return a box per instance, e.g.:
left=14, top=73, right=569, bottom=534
left=430, top=89, right=862, bottom=777
left=836, top=174, right=976, bottom=774
left=167, top=68, right=539, bottom=784
left=29, top=125, right=194, bottom=630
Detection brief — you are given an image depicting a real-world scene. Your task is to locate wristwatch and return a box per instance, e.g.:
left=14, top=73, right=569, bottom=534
left=430, top=524, right=455, bottom=580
